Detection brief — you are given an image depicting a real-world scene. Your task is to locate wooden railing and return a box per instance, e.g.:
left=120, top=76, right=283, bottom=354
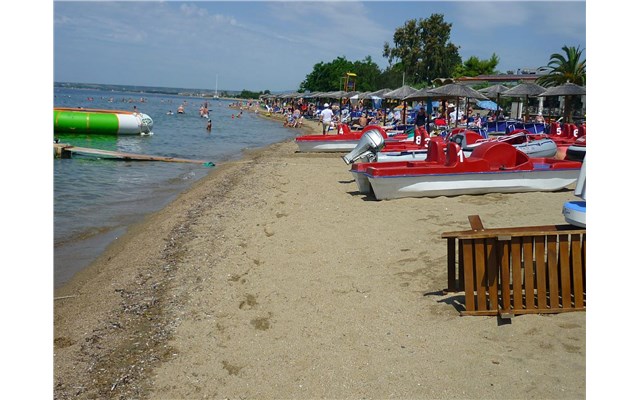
left=441, top=215, right=586, bottom=317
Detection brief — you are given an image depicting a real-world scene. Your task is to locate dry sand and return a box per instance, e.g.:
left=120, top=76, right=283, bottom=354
left=54, top=113, right=585, bottom=399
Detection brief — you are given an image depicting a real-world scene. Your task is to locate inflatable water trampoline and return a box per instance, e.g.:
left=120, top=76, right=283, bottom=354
left=54, top=107, right=154, bottom=135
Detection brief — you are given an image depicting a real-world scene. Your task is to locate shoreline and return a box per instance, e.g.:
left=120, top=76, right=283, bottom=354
left=54, top=112, right=585, bottom=399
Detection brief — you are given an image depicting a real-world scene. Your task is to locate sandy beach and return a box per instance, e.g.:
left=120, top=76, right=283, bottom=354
left=53, top=112, right=585, bottom=399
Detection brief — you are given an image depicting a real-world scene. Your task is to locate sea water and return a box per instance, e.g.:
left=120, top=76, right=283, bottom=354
left=54, top=87, right=295, bottom=288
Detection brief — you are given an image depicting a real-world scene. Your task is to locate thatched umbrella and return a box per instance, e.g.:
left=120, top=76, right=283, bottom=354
left=421, top=83, right=489, bottom=126
left=384, top=85, right=417, bottom=124
left=501, top=82, right=546, bottom=121
left=539, top=83, right=586, bottom=123
left=479, top=84, right=509, bottom=113
left=403, top=87, right=438, bottom=120
left=369, top=88, right=392, bottom=98
left=539, top=82, right=586, bottom=97
left=364, top=89, right=391, bottom=114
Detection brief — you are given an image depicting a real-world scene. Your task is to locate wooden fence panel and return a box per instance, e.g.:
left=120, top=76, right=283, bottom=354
left=442, top=216, right=586, bottom=316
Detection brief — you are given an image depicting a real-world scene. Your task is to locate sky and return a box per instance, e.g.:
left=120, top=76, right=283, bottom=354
left=52, top=0, right=587, bottom=92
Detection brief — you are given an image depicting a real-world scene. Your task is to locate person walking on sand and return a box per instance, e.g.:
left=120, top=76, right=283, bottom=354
left=320, top=103, right=333, bottom=135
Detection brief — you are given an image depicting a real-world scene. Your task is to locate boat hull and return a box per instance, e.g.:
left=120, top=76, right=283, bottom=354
left=295, top=139, right=361, bottom=153
left=512, top=139, right=558, bottom=158
left=350, top=168, right=372, bottom=194
left=367, top=168, right=580, bottom=200
left=376, top=150, right=429, bottom=163
left=54, top=108, right=154, bottom=135
left=562, top=200, right=586, bottom=227
left=462, top=138, right=558, bottom=158
left=565, top=144, right=586, bottom=162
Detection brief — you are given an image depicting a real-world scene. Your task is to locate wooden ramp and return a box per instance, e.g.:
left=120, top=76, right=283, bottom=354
left=54, top=143, right=214, bottom=166
left=441, top=215, right=586, bottom=317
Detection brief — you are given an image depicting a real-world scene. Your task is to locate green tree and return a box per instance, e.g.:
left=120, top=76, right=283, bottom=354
left=382, top=14, right=461, bottom=85
left=299, top=56, right=383, bottom=93
left=351, top=56, right=383, bottom=92
left=378, top=63, right=409, bottom=89
left=453, top=54, right=500, bottom=78
left=536, top=45, right=586, bottom=87
left=536, top=45, right=586, bottom=122
left=238, top=89, right=263, bottom=99
left=300, top=56, right=353, bottom=92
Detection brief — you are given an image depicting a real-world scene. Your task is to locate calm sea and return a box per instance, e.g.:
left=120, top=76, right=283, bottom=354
left=54, top=87, right=295, bottom=288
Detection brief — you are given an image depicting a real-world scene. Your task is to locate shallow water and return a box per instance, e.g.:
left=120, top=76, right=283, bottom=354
left=54, top=87, right=295, bottom=288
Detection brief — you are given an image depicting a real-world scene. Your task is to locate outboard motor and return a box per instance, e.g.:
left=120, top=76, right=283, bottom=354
left=342, top=129, right=385, bottom=164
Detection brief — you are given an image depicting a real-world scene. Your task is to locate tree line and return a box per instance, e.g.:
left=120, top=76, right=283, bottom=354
left=234, top=13, right=584, bottom=99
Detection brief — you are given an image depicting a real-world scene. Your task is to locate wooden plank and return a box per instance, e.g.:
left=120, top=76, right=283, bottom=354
left=535, top=236, right=548, bottom=309
left=458, top=241, right=465, bottom=291
left=474, top=239, right=488, bottom=311
left=442, top=225, right=585, bottom=239
left=571, top=234, right=585, bottom=308
left=462, top=307, right=585, bottom=317
left=523, top=237, right=535, bottom=310
left=462, top=239, right=476, bottom=312
left=487, top=238, right=499, bottom=311
left=559, top=234, right=572, bottom=309
left=460, top=310, right=499, bottom=317
left=499, top=239, right=512, bottom=312
left=502, top=308, right=585, bottom=316
left=468, top=215, right=485, bottom=231
left=512, top=238, right=523, bottom=311
left=547, top=237, right=560, bottom=309
left=446, top=238, right=458, bottom=292
left=54, top=144, right=214, bottom=165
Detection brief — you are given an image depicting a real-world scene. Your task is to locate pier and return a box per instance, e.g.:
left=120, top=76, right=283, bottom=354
left=53, top=143, right=214, bottom=166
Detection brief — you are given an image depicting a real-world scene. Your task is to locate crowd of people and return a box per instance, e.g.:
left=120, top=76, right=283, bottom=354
left=259, top=96, right=556, bottom=137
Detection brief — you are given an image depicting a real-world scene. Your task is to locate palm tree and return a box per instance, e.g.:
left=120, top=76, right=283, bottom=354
left=537, top=46, right=586, bottom=122
left=536, top=45, right=586, bottom=87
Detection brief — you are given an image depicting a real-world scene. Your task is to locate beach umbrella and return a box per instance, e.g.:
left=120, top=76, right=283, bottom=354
left=479, top=84, right=509, bottom=97
left=402, top=87, right=436, bottom=102
left=538, top=83, right=585, bottom=123
left=402, top=87, right=439, bottom=120
left=421, top=83, right=489, bottom=126
left=303, top=91, right=324, bottom=99
left=476, top=100, right=499, bottom=110
left=384, top=85, right=417, bottom=124
left=479, top=84, right=509, bottom=112
left=538, top=82, right=586, bottom=97
left=369, top=88, right=392, bottom=98
left=345, top=91, right=360, bottom=98
left=502, top=82, right=546, bottom=121
left=393, top=104, right=413, bottom=111
left=384, top=85, right=418, bottom=100
left=423, top=83, right=489, bottom=101
left=349, top=91, right=367, bottom=109
left=322, top=90, right=352, bottom=109
left=322, top=90, right=347, bottom=100
left=365, top=89, right=391, bottom=111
